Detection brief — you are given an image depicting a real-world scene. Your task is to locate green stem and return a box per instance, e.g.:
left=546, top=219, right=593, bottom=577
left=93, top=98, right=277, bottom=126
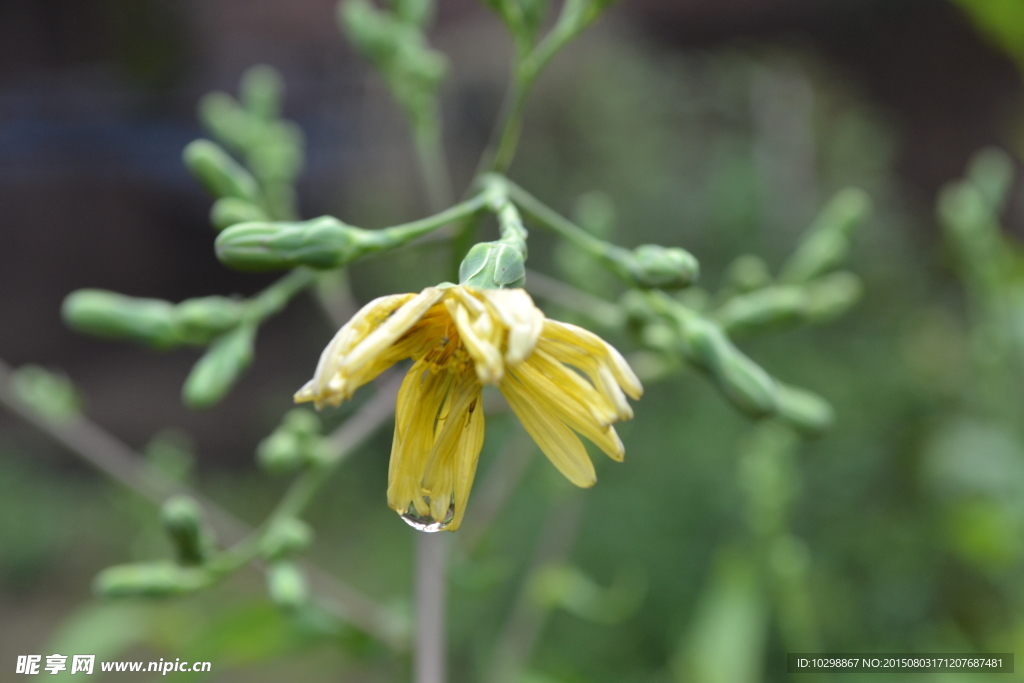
left=364, top=192, right=490, bottom=254
left=246, top=267, right=318, bottom=323
left=207, top=372, right=404, bottom=577
left=487, top=73, right=533, bottom=175
left=497, top=176, right=632, bottom=275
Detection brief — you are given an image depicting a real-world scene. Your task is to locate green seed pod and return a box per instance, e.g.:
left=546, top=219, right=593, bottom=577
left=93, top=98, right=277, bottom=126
left=257, top=430, right=304, bottom=474
left=803, top=271, right=863, bottom=322
left=779, top=188, right=871, bottom=284
left=215, top=217, right=364, bottom=271
left=625, top=245, right=700, bottom=289
left=267, top=561, right=308, bottom=609
left=259, top=518, right=314, bottom=561
left=682, top=315, right=777, bottom=417
left=459, top=241, right=526, bottom=289
left=160, top=495, right=212, bottom=565
left=93, top=561, right=210, bottom=598
left=240, top=65, right=284, bottom=121
left=62, top=289, right=178, bottom=348
left=183, top=139, right=262, bottom=204
left=210, top=197, right=269, bottom=231
left=182, top=325, right=256, bottom=409
left=775, top=383, right=835, bottom=436
left=172, top=297, right=244, bottom=345
left=715, top=286, right=806, bottom=336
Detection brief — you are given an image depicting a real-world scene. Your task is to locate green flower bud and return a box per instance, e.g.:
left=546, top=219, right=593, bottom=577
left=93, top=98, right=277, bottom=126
left=182, top=325, right=256, bottom=409
left=282, top=408, right=321, bottom=436
left=247, top=123, right=305, bottom=183
left=198, top=92, right=257, bottom=151
left=94, top=561, right=210, bottom=598
left=683, top=315, right=777, bottom=417
left=211, top=197, right=269, bottom=231
left=10, top=365, right=82, bottom=423
left=267, top=561, right=308, bottom=609
left=392, top=0, right=435, bottom=26
left=780, top=188, right=871, bottom=284
left=172, top=297, right=244, bottom=345
left=257, top=430, right=304, bottom=474
left=183, top=139, right=262, bottom=204
left=624, top=244, right=699, bottom=289
left=715, top=286, right=805, bottom=336
left=259, top=518, right=314, bottom=561
left=803, top=272, right=863, bottom=322
left=240, top=65, right=284, bottom=121
left=775, top=383, right=834, bottom=436
left=215, top=217, right=364, bottom=271
left=726, top=254, right=772, bottom=292
left=160, top=495, right=213, bottom=565
left=459, top=241, right=526, bottom=289
left=967, top=147, right=1014, bottom=213
left=62, top=290, right=178, bottom=348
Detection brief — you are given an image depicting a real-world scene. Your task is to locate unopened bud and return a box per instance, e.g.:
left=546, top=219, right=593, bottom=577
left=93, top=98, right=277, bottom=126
left=260, top=518, right=313, bottom=561
left=715, top=286, right=805, bottom=336
left=726, top=254, right=772, bottom=292
left=459, top=241, right=526, bottom=289
left=211, top=197, right=269, bottom=231
left=183, top=139, right=262, bottom=204
left=215, top=217, right=364, bottom=271
left=240, top=65, right=284, bottom=121
left=94, top=562, right=209, bottom=598
left=683, top=316, right=777, bottom=417
left=282, top=408, right=321, bottom=436
left=182, top=325, right=256, bottom=409
left=780, top=188, right=871, bottom=283
left=63, top=290, right=178, bottom=348
left=257, top=430, right=304, bottom=474
left=967, top=147, right=1014, bottom=213
left=198, top=92, right=256, bottom=151
left=625, top=245, right=699, bottom=289
left=267, top=561, right=308, bottom=609
left=775, top=383, right=835, bottom=436
left=803, top=272, right=863, bottom=322
left=172, top=297, right=244, bottom=345
left=161, top=495, right=212, bottom=565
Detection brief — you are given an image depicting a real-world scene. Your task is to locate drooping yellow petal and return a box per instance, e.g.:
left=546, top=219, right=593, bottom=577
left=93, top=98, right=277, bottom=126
left=341, top=287, right=445, bottom=376
left=420, top=372, right=481, bottom=525
left=449, top=396, right=485, bottom=531
left=388, top=363, right=452, bottom=517
left=541, top=320, right=643, bottom=399
left=500, top=371, right=597, bottom=488
left=510, top=355, right=625, bottom=461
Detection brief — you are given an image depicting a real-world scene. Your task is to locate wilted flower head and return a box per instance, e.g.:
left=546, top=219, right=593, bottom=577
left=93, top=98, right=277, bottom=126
left=295, top=284, right=642, bottom=531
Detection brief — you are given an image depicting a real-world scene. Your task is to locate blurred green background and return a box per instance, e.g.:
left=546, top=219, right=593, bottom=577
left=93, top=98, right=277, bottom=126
left=3, top=1, right=1024, bottom=681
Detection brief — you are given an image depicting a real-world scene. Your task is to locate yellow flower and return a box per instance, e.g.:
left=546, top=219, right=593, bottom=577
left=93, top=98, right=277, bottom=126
left=295, top=284, right=642, bottom=531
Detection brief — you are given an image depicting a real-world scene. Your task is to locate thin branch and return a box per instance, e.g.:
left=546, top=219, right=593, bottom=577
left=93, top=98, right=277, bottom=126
left=0, top=357, right=407, bottom=650
left=415, top=533, right=448, bottom=683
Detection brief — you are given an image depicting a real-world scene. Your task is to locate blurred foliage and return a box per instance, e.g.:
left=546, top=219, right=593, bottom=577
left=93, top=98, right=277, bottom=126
left=6, top=8, right=1024, bottom=683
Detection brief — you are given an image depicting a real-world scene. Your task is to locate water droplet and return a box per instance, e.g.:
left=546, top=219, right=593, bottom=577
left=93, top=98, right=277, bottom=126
left=399, top=501, right=455, bottom=533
